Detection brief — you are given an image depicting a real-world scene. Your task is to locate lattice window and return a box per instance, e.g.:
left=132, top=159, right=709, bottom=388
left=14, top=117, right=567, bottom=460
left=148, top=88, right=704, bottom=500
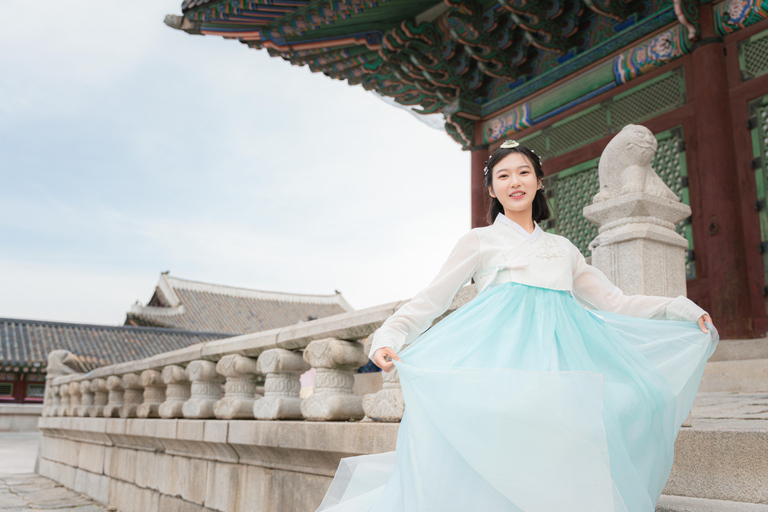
left=546, top=107, right=608, bottom=157
left=26, top=384, right=45, bottom=398
left=740, top=29, right=768, bottom=81
left=611, top=72, right=685, bottom=129
left=0, top=383, right=12, bottom=397
left=748, top=96, right=768, bottom=303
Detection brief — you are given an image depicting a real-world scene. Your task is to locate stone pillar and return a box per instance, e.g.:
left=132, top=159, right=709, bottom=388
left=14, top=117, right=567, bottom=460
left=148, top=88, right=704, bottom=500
left=44, top=384, right=60, bottom=417
left=213, top=355, right=261, bottom=420
left=301, top=338, right=368, bottom=421
left=182, top=360, right=223, bottom=419
left=159, top=365, right=191, bottom=419
left=104, top=376, right=124, bottom=418
left=363, top=365, right=404, bottom=422
left=584, top=124, right=690, bottom=297
left=119, top=373, right=143, bottom=419
left=471, top=144, right=491, bottom=229
left=66, top=382, right=82, bottom=417
left=78, top=380, right=94, bottom=417
left=137, top=370, right=165, bottom=419
left=57, top=385, right=70, bottom=417
left=90, top=378, right=108, bottom=418
left=253, top=348, right=309, bottom=420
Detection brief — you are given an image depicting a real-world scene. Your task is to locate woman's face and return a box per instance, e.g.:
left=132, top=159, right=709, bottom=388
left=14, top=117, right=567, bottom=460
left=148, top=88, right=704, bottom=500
left=487, top=152, right=542, bottom=216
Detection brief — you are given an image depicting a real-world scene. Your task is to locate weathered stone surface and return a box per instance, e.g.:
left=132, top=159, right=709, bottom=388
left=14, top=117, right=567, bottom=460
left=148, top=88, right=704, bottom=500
left=103, top=376, right=124, bottom=418
left=253, top=348, right=309, bottom=420
left=213, top=355, right=261, bottom=420
left=362, top=365, right=404, bottom=422
left=77, top=442, right=106, bottom=474
left=137, top=370, right=166, bottom=419
left=78, top=380, right=94, bottom=417
left=159, top=365, right=190, bottom=419
left=182, top=361, right=222, bottom=420
left=89, top=378, right=108, bottom=418
left=104, top=446, right=137, bottom=483
left=119, top=373, right=143, bottom=419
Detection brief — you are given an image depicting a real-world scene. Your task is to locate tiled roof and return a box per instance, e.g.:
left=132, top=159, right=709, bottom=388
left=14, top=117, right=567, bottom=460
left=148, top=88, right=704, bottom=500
left=0, top=318, right=232, bottom=372
left=125, top=274, right=353, bottom=335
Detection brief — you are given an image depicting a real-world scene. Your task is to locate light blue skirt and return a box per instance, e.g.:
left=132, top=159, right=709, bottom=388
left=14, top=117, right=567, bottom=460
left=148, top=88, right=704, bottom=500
left=316, top=281, right=719, bottom=512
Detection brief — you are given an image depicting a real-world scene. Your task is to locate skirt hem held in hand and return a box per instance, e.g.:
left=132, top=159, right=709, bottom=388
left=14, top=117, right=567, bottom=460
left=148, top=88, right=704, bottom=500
left=315, top=280, right=719, bottom=512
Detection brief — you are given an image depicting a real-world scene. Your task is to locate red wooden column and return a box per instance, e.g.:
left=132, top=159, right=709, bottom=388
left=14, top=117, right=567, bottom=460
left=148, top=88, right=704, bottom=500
left=471, top=144, right=490, bottom=228
left=689, top=5, right=753, bottom=337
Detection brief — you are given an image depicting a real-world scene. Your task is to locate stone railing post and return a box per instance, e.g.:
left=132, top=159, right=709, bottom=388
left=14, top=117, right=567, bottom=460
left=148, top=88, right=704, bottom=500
left=159, top=365, right=190, bottom=419
left=182, top=360, right=223, bottom=419
left=213, top=355, right=261, bottom=420
left=583, top=124, right=691, bottom=297
left=120, top=373, right=143, bottom=418
left=44, top=384, right=60, bottom=417
left=104, top=376, right=124, bottom=418
left=90, top=378, right=108, bottom=418
left=78, top=380, right=94, bottom=417
left=363, top=366, right=404, bottom=422
left=301, top=338, right=368, bottom=421
left=253, top=348, right=309, bottom=420
left=137, top=370, right=165, bottom=419
left=57, top=384, right=70, bottom=417
left=67, top=382, right=82, bottom=417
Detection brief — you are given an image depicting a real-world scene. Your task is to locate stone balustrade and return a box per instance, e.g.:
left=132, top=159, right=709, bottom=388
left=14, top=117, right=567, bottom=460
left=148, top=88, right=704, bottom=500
left=41, top=286, right=477, bottom=426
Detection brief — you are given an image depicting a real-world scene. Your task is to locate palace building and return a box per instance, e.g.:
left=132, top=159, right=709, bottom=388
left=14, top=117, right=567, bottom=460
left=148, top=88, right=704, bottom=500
left=165, top=0, right=768, bottom=338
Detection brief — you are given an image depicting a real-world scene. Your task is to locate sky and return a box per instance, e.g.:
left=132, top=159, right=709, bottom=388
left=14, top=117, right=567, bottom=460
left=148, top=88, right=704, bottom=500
left=0, top=1, right=471, bottom=326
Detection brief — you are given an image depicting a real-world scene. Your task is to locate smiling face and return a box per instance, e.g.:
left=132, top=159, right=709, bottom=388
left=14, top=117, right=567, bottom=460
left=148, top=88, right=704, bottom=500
left=487, top=152, right=542, bottom=218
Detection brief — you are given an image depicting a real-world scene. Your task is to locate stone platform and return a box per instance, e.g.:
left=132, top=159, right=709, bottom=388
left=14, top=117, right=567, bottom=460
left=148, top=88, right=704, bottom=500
left=0, top=473, right=107, bottom=511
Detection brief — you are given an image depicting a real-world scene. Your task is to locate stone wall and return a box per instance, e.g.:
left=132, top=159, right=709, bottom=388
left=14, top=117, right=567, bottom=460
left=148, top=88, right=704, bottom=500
left=0, top=404, right=42, bottom=432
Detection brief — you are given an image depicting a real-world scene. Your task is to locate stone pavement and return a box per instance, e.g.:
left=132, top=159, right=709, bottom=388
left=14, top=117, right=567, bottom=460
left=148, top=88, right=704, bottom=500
left=0, top=473, right=108, bottom=511
left=0, top=433, right=41, bottom=475
left=691, top=392, right=768, bottom=429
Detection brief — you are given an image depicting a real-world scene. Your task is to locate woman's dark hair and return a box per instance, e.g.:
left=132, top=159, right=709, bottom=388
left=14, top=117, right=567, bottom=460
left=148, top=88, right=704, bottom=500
left=484, top=144, right=551, bottom=226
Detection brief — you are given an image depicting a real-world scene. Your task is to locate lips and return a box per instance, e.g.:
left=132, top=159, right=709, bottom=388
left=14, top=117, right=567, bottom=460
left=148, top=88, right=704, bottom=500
left=510, top=192, right=525, bottom=198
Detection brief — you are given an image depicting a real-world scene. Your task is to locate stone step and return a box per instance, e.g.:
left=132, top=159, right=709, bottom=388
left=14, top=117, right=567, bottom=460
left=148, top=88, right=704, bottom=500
left=657, top=494, right=768, bottom=511
left=665, top=426, right=768, bottom=504
left=699, top=358, right=768, bottom=392
left=709, top=337, right=768, bottom=362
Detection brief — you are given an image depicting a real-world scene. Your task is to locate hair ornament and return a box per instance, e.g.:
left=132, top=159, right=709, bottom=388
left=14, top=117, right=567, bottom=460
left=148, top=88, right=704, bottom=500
left=483, top=160, right=489, bottom=176
left=499, top=140, right=520, bottom=149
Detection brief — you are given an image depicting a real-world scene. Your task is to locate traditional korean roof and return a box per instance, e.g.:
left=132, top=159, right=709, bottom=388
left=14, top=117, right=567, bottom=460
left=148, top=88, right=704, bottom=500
left=0, top=318, right=232, bottom=373
left=125, top=273, right=353, bottom=334
left=164, top=0, right=706, bottom=148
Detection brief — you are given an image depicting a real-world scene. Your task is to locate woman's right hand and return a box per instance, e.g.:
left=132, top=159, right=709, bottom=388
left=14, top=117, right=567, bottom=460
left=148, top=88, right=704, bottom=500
left=373, top=347, right=401, bottom=372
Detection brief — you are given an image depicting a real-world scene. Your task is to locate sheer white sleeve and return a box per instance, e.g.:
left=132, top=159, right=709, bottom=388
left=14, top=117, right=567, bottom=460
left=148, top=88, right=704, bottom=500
left=570, top=242, right=707, bottom=322
left=368, top=230, right=482, bottom=360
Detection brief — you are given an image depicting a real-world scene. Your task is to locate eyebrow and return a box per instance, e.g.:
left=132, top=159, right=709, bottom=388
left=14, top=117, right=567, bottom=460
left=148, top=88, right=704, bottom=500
left=495, top=164, right=532, bottom=174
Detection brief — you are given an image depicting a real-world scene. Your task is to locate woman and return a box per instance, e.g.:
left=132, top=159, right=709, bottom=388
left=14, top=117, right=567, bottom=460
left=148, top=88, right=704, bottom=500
left=316, top=140, right=718, bottom=512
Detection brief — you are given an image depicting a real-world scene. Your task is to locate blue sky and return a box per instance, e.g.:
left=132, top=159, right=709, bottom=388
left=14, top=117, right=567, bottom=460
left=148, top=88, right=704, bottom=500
left=0, top=1, right=471, bottom=325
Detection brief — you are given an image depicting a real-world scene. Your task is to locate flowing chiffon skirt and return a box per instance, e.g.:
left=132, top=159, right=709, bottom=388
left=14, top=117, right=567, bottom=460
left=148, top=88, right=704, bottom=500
left=315, top=281, right=719, bottom=512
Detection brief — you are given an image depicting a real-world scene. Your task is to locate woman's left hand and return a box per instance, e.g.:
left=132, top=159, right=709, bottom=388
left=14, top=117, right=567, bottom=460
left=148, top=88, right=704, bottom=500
left=697, top=313, right=713, bottom=333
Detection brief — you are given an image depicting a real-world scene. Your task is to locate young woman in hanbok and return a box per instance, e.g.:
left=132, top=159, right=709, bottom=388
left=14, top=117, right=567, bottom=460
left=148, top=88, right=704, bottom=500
left=315, top=140, right=718, bottom=512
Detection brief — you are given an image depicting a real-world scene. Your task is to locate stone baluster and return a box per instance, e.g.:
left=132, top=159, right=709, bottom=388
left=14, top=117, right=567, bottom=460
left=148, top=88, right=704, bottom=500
left=67, top=382, right=82, bottom=417
left=90, top=378, right=108, bottom=418
left=43, top=383, right=59, bottom=417
left=213, top=355, right=261, bottom=420
left=159, top=365, right=190, bottom=419
left=253, top=348, right=309, bottom=420
left=182, top=360, right=223, bottom=419
left=120, top=373, right=143, bottom=418
left=137, top=370, right=166, bottom=419
left=362, top=365, right=404, bottom=422
left=57, top=384, right=70, bottom=417
left=104, top=376, right=124, bottom=418
left=301, top=338, right=368, bottom=421
left=78, top=380, right=94, bottom=417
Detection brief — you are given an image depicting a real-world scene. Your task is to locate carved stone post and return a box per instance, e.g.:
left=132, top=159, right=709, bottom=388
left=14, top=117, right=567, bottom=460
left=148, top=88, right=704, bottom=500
left=301, top=338, right=368, bottom=421
left=67, top=382, right=82, bottom=417
left=104, top=376, right=124, bottom=418
left=363, top=365, right=404, bottom=422
left=43, top=384, right=59, bottom=417
left=78, top=380, right=94, bottom=417
left=253, top=348, right=309, bottom=420
left=137, top=370, right=165, bottom=419
left=182, top=360, right=223, bottom=419
left=90, top=378, right=108, bottom=418
left=159, top=365, right=190, bottom=419
left=584, top=124, right=690, bottom=297
left=213, top=355, right=261, bottom=420
left=57, top=385, right=70, bottom=417
left=120, top=373, right=142, bottom=418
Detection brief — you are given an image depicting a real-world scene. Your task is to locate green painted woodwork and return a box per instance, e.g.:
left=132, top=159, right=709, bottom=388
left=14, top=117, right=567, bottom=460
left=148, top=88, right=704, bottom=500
left=519, top=69, right=685, bottom=160
left=542, top=127, right=694, bottom=279
left=739, top=27, right=768, bottom=81
left=748, top=95, right=768, bottom=298
left=528, top=62, right=616, bottom=120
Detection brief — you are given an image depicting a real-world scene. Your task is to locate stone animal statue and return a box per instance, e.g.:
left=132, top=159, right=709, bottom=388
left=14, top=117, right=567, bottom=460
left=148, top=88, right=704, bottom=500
left=46, top=350, right=81, bottom=377
left=592, top=124, right=679, bottom=203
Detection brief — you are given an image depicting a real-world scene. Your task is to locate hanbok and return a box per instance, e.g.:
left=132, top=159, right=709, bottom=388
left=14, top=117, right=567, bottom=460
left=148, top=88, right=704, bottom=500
left=315, top=213, right=719, bottom=512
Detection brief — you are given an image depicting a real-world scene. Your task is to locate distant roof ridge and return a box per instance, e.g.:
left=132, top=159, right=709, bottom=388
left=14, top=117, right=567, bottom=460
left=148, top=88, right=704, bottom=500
left=0, top=316, right=233, bottom=338
left=165, top=275, right=352, bottom=308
